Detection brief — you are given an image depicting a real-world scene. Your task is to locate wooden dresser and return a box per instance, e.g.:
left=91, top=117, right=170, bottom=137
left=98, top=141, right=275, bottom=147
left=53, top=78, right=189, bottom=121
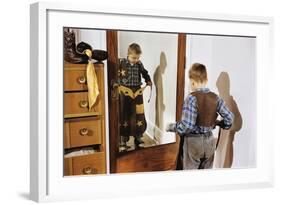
left=63, top=63, right=106, bottom=176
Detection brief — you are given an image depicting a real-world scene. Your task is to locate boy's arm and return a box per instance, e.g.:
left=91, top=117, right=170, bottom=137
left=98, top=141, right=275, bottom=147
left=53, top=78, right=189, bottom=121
left=166, top=95, right=197, bottom=135
left=138, top=61, right=152, bottom=84
left=217, top=97, right=234, bottom=130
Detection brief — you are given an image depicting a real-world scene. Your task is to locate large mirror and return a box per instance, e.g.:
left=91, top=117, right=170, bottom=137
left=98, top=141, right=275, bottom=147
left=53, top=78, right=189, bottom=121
left=117, top=31, right=178, bottom=152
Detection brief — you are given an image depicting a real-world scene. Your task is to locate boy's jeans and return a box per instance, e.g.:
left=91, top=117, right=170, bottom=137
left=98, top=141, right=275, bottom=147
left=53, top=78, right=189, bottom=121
left=182, top=132, right=217, bottom=169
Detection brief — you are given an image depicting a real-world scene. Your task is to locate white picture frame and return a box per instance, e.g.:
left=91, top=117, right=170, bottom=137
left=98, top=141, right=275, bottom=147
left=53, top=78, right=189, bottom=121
left=30, top=2, right=274, bottom=202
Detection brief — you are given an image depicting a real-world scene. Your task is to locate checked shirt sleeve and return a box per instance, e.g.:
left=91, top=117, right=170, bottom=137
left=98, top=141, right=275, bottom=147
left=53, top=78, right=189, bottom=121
left=138, top=61, right=151, bottom=83
left=217, top=97, right=234, bottom=129
left=170, top=95, right=197, bottom=135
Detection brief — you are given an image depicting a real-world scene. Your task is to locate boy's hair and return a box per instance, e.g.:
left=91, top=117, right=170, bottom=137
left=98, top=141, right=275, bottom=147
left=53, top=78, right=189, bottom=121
left=128, top=43, right=142, bottom=55
left=189, top=63, right=208, bottom=83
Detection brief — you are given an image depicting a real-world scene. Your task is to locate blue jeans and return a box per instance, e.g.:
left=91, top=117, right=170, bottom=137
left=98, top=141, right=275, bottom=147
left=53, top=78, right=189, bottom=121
left=182, top=132, right=216, bottom=169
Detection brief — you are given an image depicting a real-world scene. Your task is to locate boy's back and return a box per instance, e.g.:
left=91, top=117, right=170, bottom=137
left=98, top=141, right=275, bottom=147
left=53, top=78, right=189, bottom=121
left=190, top=90, right=218, bottom=127
left=166, top=63, right=234, bottom=169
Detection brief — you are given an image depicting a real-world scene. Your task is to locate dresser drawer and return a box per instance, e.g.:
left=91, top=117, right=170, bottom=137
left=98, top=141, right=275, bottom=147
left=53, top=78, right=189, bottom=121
left=64, top=63, right=104, bottom=92
left=64, top=152, right=105, bottom=175
left=64, top=70, right=88, bottom=91
left=64, top=92, right=101, bottom=116
left=64, top=117, right=102, bottom=148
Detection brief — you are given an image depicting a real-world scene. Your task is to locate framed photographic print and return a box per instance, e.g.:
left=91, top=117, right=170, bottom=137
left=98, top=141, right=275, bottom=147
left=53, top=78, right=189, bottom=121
left=30, top=2, right=274, bottom=202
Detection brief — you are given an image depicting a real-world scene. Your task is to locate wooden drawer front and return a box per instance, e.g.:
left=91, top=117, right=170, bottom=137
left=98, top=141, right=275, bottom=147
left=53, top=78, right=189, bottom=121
left=64, top=152, right=105, bottom=175
left=64, top=70, right=88, bottom=91
left=64, top=64, right=103, bottom=91
left=65, top=117, right=102, bottom=148
left=64, top=92, right=101, bottom=115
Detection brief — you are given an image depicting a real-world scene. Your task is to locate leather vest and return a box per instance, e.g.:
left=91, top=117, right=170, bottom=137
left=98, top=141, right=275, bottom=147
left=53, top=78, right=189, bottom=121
left=190, top=91, right=218, bottom=127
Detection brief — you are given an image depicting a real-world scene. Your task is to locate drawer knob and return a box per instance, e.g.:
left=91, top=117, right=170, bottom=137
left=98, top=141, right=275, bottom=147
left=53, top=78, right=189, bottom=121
left=77, top=76, right=86, bottom=84
left=80, top=128, right=89, bottom=136
left=83, top=166, right=95, bottom=174
left=79, top=100, right=88, bottom=108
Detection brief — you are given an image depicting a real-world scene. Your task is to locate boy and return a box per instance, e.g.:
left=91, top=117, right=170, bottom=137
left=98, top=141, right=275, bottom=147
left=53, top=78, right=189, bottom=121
left=166, top=63, right=234, bottom=169
left=118, top=43, right=152, bottom=151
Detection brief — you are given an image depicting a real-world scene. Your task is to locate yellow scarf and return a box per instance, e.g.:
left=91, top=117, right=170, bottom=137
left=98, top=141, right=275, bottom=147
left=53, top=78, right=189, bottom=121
left=85, top=49, right=99, bottom=111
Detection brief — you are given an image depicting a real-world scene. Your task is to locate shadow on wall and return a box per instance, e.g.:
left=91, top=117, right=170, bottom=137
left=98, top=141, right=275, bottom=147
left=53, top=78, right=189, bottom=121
left=215, top=72, right=243, bottom=168
left=153, top=52, right=167, bottom=144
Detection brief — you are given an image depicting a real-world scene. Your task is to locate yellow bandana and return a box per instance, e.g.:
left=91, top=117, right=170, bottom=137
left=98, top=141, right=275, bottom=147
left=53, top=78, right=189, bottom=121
left=85, top=49, right=99, bottom=111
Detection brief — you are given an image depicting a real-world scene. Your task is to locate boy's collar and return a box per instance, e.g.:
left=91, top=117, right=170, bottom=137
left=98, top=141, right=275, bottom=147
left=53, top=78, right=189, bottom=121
left=125, top=57, right=140, bottom=66
left=194, top=87, right=210, bottom=92
left=125, top=57, right=134, bottom=66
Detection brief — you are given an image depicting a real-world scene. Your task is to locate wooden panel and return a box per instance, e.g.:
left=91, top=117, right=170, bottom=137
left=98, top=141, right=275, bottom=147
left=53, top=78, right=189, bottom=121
left=64, top=62, right=103, bottom=70
left=64, top=121, right=70, bottom=148
left=64, top=117, right=102, bottom=149
left=175, top=33, right=187, bottom=170
left=106, top=30, right=119, bottom=173
left=64, top=157, right=73, bottom=176
left=64, top=152, right=106, bottom=176
left=64, top=112, right=101, bottom=119
left=116, top=143, right=179, bottom=173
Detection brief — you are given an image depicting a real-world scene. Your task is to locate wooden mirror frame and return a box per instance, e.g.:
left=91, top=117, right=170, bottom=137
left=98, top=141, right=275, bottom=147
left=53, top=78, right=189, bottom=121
left=107, top=30, right=186, bottom=173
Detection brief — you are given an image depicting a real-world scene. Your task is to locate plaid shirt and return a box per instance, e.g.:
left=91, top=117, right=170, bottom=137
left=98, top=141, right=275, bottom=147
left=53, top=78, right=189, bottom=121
left=170, top=88, right=234, bottom=135
left=118, top=58, right=151, bottom=87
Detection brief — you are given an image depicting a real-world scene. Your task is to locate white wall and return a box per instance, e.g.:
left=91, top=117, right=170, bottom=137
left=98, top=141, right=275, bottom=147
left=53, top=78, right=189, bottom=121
left=186, top=35, right=256, bottom=168
left=79, top=29, right=107, bottom=50
left=118, top=31, right=178, bottom=144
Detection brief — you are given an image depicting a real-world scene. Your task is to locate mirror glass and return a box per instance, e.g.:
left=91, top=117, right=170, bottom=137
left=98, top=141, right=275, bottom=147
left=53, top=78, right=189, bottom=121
left=117, top=31, right=178, bottom=152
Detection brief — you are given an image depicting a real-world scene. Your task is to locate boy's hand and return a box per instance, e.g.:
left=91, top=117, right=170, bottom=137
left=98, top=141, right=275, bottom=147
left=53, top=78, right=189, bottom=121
left=215, top=120, right=228, bottom=129
left=165, top=123, right=175, bottom=132
left=146, top=81, right=153, bottom=87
